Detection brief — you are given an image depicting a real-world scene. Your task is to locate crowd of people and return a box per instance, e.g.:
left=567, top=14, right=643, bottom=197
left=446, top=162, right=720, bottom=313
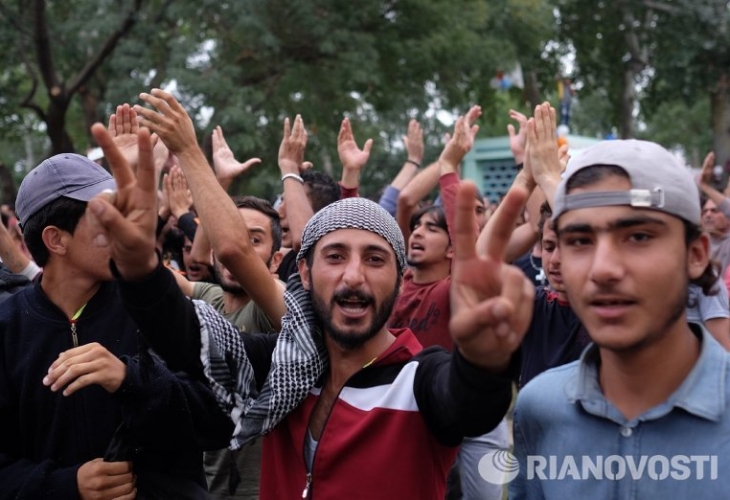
left=1, top=88, right=729, bottom=500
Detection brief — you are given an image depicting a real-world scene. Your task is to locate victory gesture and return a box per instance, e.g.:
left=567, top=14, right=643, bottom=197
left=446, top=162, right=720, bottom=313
left=449, top=181, right=534, bottom=371
left=86, top=123, right=159, bottom=281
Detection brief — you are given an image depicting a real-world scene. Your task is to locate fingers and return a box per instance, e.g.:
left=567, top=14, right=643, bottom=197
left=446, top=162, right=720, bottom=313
left=703, top=151, right=716, bottom=171
left=507, top=123, right=516, bottom=139
left=362, top=138, right=373, bottom=154
left=338, top=118, right=351, bottom=144
left=91, top=124, right=135, bottom=190
left=43, top=343, right=121, bottom=395
left=480, top=184, right=529, bottom=261
left=108, top=113, right=117, bottom=137
left=301, top=161, right=313, bottom=171
left=509, top=109, right=527, bottom=123
left=501, top=265, right=530, bottom=338
left=282, top=117, right=291, bottom=139
left=135, top=128, right=156, bottom=194
left=465, top=105, right=482, bottom=126
left=241, top=158, right=262, bottom=171
left=453, top=181, right=479, bottom=262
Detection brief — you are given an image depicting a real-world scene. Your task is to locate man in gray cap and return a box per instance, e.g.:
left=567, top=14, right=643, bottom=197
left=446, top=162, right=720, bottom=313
left=511, top=140, right=730, bottom=498
left=81, top=99, right=534, bottom=500
left=1, top=150, right=232, bottom=499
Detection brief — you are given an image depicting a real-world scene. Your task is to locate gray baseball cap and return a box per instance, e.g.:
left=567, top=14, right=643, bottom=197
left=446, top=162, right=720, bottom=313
left=553, top=139, right=701, bottom=225
left=297, top=197, right=407, bottom=273
left=15, top=153, right=117, bottom=228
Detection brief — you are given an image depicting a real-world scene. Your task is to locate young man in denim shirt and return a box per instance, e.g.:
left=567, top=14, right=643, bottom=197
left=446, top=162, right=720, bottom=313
left=511, top=139, right=730, bottom=498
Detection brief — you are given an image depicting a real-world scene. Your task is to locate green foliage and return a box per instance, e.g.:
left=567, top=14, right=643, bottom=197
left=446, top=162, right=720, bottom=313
left=0, top=0, right=560, bottom=199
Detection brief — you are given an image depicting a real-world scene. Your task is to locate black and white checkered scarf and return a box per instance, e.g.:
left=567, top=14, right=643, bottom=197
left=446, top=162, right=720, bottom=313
left=194, top=272, right=327, bottom=449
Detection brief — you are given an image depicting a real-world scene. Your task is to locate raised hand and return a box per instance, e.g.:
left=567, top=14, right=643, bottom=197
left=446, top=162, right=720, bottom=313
left=212, top=125, right=261, bottom=189
left=77, top=458, right=135, bottom=500
left=43, top=343, right=126, bottom=396
left=166, top=165, right=193, bottom=219
left=134, top=89, right=198, bottom=154
left=108, top=103, right=143, bottom=170
left=337, top=117, right=373, bottom=171
left=699, top=151, right=716, bottom=186
left=85, top=124, right=159, bottom=280
left=403, top=119, right=424, bottom=166
left=440, top=105, right=481, bottom=171
left=507, top=109, right=528, bottom=164
left=450, top=181, right=534, bottom=371
left=525, top=102, right=563, bottom=206
left=278, top=115, right=309, bottom=175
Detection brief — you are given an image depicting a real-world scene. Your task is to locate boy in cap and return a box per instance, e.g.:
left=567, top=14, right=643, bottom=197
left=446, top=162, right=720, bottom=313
left=78, top=95, right=535, bottom=499
left=510, top=140, right=730, bottom=498
left=0, top=152, right=231, bottom=498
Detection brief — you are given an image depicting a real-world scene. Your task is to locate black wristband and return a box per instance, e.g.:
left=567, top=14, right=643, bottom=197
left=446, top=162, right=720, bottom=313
left=405, top=159, right=421, bottom=168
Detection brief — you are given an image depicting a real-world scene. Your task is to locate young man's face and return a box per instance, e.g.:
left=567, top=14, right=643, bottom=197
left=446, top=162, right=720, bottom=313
left=540, top=220, right=566, bottom=299
left=64, top=211, right=113, bottom=281
left=182, top=237, right=212, bottom=282
left=213, top=207, right=279, bottom=294
left=407, top=212, right=452, bottom=269
left=557, top=174, right=708, bottom=352
left=299, top=228, right=400, bottom=350
left=702, top=199, right=730, bottom=237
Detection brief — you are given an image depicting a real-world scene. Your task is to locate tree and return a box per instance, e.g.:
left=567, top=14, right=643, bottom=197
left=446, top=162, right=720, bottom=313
left=0, top=0, right=148, bottom=154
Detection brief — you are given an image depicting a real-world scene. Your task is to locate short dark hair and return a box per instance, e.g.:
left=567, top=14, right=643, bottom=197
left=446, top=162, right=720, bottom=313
left=22, top=197, right=86, bottom=267
left=302, top=170, right=340, bottom=212
left=537, top=201, right=553, bottom=238
left=564, top=165, right=718, bottom=295
left=232, top=195, right=282, bottom=255
left=409, top=205, right=448, bottom=238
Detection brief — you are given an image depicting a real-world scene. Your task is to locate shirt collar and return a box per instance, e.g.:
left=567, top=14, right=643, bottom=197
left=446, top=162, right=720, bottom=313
left=566, top=324, right=729, bottom=423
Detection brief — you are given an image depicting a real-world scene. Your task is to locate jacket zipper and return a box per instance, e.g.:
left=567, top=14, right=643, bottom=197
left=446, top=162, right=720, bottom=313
left=68, top=303, right=87, bottom=348
left=300, top=343, right=411, bottom=497
left=300, top=379, right=350, bottom=499
left=70, top=321, right=79, bottom=347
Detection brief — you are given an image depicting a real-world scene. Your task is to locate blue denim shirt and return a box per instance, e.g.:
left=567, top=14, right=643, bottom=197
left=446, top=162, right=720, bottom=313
left=510, top=325, right=730, bottom=499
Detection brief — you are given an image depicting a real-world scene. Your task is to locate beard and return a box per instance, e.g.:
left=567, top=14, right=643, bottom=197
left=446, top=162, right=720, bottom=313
left=212, top=260, right=245, bottom=295
left=211, top=254, right=274, bottom=295
left=311, top=279, right=400, bottom=351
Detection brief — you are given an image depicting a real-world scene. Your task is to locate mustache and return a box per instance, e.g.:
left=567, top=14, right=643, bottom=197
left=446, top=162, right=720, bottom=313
left=332, top=289, right=375, bottom=305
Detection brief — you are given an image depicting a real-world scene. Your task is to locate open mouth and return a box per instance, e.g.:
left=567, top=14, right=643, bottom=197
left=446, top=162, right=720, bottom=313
left=333, top=291, right=374, bottom=317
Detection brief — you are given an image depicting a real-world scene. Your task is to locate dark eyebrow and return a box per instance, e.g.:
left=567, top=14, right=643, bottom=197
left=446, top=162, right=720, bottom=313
left=320, top=242, right=392, bottom=255
left=557, top=215, right=668, bottom=237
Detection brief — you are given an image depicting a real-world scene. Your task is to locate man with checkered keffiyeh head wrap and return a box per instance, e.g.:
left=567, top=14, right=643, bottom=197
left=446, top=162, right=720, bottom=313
left=194, top=197, right=408, bottom=448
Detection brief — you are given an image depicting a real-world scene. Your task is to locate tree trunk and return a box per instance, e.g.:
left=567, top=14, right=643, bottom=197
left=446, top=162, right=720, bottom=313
left=0, top=163, right=17, bottom=206
left=78, top=86, right=102, bottom=148
left=711, top=72, right=730, bottom=187
left=524, top=70, right=541, bottom=111
left=619, top=68, right=636, bottom=139
left=46, top=97, right=75, bottom=155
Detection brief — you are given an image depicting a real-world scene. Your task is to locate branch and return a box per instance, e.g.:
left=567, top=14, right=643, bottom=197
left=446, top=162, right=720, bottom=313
left=32, top=0, right=59, bottom=95
left=67, top=0, right=144, bottom=96
left=642, top=0, right=682, bottom=15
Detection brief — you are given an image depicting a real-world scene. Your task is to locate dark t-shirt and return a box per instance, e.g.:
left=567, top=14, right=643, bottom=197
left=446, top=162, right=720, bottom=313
left=519, top=287, right=591, bottom=388
left=276, top=249, right=298, bottom=284
left=513, top=251, right=545, bottom=288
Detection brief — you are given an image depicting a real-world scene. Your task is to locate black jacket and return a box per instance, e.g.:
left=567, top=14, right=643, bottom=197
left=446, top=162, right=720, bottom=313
left=0, top=278, right=232, bottom=499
